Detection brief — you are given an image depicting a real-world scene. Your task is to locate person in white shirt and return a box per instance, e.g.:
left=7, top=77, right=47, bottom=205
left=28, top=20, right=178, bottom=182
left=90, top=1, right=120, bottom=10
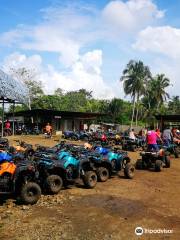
left=129, top=129, right=136, bottom=140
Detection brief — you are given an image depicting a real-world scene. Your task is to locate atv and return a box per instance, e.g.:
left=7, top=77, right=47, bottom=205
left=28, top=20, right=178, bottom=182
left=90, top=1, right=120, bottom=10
left=35, top=149, right=98, bottom=194
left=136, top=149, right=170, bottom=172
left=89, top=146, right=135, bottom=181
left=35, top=141, right=70, bottom=154
left=121, top=136, right=145, bottom=152
left=0, top=151, right=41, bottom=204
left=161, top=142, right=179, bottom=158
left=12, top=140, right=35, bottom=159
left=58, top=149, right=98, bottom=188
left=58, top=145, right=135, bottom=182
left=0, top=138, right=9, bottom=150
left=63, top=131, right=79, bottom=141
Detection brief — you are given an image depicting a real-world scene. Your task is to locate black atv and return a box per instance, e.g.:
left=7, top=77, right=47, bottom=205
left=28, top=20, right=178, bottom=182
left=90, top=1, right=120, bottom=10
left=35, top=141, right=68, bottom=154
left=0, top=157, right=41, bottom=204
left=0, top=138, right=9, bottom=150
left=121, top=136, right=145, bottom=152
left=136, top=149, right=170, bottom=172
left=161, top=142, right=179, bottom=158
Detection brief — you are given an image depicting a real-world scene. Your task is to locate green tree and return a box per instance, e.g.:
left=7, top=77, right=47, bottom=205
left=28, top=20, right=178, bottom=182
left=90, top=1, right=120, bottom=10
left=54, top=88, right=64, bottom=96
left=141, top=74, right=170, bottom=117
left=108, top=98, right=123, bottom=123
left=150, top=74, right=170, bottom=108
left=168, top=96, right=180, bottom=114
left=120, top=60, right=151, bottom=126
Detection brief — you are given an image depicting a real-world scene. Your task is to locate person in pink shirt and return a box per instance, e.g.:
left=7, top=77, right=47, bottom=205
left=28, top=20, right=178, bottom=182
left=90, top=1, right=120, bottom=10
left=146, top=126, right=159, bottom=151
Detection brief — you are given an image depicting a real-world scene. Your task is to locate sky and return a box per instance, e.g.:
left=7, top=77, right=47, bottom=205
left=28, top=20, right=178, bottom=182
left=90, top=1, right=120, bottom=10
left=0, top=0, right=180, bottom=99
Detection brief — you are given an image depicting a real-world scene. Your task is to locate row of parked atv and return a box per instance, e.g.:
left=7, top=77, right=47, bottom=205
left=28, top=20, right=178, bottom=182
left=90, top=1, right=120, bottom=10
left=63, top=131, right=180, bottom=158
left=0, top=139, right=135, bottom=205
left=0, top=135, right=175, bottom=205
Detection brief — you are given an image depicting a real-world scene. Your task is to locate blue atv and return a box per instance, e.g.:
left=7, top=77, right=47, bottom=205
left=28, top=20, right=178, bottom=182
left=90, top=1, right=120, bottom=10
left=58, top=145, right=135, bottom=182
left=89, top=146, right=135, bottom=181
left=58, top=149, right=98, bottom=188
left=63, top=131, right=79, bottom=141
left=35, top=150, right=98, bottom=193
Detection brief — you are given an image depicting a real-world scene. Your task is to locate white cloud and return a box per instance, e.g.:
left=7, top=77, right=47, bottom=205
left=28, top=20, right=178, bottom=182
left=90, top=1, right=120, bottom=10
left=3, top=51, right=115, bottom=99
left=3, top=52, right=42, bottom=72
left=0, top=0, right=164, bottom=58
left=102, top=0, right=164, bottom=33
left=0, top=0, right=168, bottom=99
left=0, top=5, right=92, bottom=67
left=151, top=58, right=180, bottom=97
left=133, top=26, right=180, bottom=58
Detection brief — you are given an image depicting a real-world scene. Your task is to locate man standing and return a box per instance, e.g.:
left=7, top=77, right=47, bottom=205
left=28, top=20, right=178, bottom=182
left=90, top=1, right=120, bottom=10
left=146, top=126, right=159, bottom=151
left=162, top=126, right=173, bottom=145
left=5, top=120, right=11, bottom=136
left=45, top=123, right=52, bottom=138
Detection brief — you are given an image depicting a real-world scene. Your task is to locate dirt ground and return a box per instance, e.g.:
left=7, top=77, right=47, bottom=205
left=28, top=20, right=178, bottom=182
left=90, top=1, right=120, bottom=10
left=0, top=135, right=180, bottom=240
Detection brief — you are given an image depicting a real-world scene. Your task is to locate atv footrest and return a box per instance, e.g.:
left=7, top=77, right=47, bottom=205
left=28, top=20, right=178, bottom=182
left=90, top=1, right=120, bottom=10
left=0, top=191, right=12, bottom=194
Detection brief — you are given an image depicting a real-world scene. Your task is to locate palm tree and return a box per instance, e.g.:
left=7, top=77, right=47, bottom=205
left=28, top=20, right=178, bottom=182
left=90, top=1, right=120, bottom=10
left=151, top=74, right=170, bottom=108
left=120, top=60, right=151, bottom=126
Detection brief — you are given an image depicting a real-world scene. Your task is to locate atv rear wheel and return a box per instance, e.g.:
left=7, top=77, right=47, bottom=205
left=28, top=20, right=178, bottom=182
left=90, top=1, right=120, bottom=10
left=71, top=136, right=78, bottom=141
left=165, top=156, right=171, bottom=168
left=155, top=160, right=162, bottom=172
left=45, top=175, right=63, bottom=194
left=135, top=159, right=143, bottom=169
left=82, top=171, right=97, bottom=188
left=97, top=167, right=109, bottom=182
left=124, top=163, right=135, bottom=179
left=20, top=182, right=41, bottom=205
left=174, top=149, right=179, bottom=158
left=83, top=136, right=89, bottom=142
left=131, top=145, right=137, bottom=152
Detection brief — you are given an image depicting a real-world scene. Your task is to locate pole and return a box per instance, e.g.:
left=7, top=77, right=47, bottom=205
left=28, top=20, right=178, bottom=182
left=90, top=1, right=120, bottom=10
left=1, top=98, right=4, bottom=137
left=12, top=101, right=15, bottom=135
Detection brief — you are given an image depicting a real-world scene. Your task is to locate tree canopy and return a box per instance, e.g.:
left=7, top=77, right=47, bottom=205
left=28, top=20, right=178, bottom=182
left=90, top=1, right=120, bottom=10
left=7, top=62, right=179, bottom=126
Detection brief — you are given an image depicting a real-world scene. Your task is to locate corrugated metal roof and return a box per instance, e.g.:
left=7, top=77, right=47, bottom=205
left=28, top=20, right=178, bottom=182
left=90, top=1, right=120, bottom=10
left=0, top=69, right=29, bottom=104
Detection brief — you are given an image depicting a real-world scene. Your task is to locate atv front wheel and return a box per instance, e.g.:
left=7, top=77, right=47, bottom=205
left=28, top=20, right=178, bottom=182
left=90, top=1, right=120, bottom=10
left=20, top=182, right=41, bottom=205
left=82, top=171, right=97, bottom=188
left=45, top=175, right=63, bottom=194
left=124, top=163, right=135, bottom=179
left=97, top=167, right=109, bottom=182
left=155, top=160, right=162, bottom=172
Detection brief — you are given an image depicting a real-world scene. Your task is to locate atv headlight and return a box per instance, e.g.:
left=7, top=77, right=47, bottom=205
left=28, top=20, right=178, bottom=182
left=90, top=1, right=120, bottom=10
left=28, top=165, right=35, bottom=171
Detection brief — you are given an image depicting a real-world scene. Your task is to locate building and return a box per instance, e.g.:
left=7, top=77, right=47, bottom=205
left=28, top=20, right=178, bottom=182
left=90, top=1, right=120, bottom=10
left=7, top=109, right=105, bottom=134
left=155, top=114, right=180, bottom=130
left=0, top=69, right=29, bottom=136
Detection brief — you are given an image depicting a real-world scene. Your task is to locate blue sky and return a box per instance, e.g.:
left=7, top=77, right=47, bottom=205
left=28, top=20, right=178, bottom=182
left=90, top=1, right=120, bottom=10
left=0, top=0, right=180, bottom=99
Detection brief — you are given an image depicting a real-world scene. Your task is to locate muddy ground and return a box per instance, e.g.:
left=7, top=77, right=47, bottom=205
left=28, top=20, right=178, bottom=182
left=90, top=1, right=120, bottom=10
left=0, top=135, right=180, bottom=240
